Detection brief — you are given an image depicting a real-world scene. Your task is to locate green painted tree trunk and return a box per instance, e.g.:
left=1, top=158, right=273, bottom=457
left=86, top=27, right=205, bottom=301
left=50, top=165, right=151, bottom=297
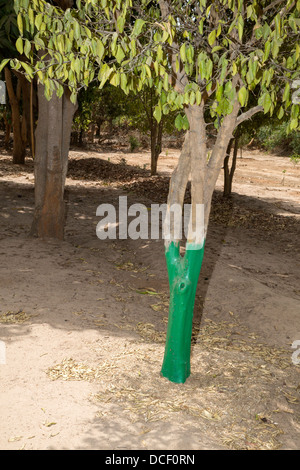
left=161, top=241, right=205, bottom=383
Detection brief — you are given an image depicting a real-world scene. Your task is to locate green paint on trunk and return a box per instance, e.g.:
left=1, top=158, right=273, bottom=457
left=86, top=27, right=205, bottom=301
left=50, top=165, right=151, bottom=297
left=161, top=240, right=205, bottom=383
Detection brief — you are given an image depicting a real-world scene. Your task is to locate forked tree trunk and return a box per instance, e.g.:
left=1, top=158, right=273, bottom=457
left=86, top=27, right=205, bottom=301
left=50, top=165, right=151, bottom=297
left=161, top=101, right=240, bottom=383
left=157, top=0, right=264, bottom=384
left=30, top=83, right=77, bottom=239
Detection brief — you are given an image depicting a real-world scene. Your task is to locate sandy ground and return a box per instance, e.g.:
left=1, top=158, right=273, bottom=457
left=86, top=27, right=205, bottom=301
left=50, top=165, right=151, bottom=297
left=0, top=144, right=299, bottom=451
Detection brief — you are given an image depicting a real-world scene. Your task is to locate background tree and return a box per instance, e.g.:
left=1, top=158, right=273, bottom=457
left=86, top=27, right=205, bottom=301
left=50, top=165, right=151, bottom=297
left=72, top=82, right=180, bottom=175
left=0, top=0, right=35, bottom=163
left=124, top=86, right=181, bottom=174
left=6, top=0, right=300, bottom=383
left=2, top=0, right=77, bottom=238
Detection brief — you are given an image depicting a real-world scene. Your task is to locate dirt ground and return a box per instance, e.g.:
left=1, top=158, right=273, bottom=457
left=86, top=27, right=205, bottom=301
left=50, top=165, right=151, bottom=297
left=0, top=143, right=299, bottom=451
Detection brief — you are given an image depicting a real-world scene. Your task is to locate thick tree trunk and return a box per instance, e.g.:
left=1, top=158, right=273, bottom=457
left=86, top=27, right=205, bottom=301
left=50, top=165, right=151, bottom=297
left=161, top=241, right=205, bottom=383
left=30, top=83, right=77, bottom=239
left=161, top=105, right=207, bottom=383
left=4, top=68, right=26, bottom=164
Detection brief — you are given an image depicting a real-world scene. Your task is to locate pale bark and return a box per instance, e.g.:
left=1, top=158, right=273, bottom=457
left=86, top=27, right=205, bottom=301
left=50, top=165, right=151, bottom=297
left=31, top=83, right=77, bottom=239
left=185, top=103, right=207, bottom=243
left=164, top=131, right=191, bottom=244
left=235, top=105, right=263, bottom=128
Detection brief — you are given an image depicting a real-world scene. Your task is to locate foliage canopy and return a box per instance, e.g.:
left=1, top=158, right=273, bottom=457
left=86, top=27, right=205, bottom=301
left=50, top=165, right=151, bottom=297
left=2, top=0, right=299, bottom=132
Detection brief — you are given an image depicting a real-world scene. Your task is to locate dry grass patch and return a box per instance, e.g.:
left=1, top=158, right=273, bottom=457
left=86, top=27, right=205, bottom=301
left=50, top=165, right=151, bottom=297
left=45, top=317, right=299, bottom=450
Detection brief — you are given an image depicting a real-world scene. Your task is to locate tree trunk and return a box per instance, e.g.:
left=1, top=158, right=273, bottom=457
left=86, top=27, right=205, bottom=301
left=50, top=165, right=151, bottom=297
left=161, top=100, right=240, bottom=384
left=19, top=75, right=34, bottom=157
left=30, top=83, right=77, bottom=239
left=150, top=118, right=163, bottom=175
left=161, top=105, right=206, bottom=383
left=3, top=109, right=11, bottom=150
left=223, top=138, right=234, bottom=197
left=161, top=241, right=205, bottom=383
left=223, top=134, right=239, bottom=197
left=4, top=68, right=25, bottom=164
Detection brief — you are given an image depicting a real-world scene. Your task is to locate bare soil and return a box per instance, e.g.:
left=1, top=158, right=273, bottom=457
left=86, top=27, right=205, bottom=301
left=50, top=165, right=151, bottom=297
left=0, top=144, right=299, bottom=450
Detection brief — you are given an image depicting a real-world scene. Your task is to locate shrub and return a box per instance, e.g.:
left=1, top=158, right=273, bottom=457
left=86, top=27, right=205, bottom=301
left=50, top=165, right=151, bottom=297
left=256, top=121, right=300, bottom=156
left=129, top=135, right=140, bottom=152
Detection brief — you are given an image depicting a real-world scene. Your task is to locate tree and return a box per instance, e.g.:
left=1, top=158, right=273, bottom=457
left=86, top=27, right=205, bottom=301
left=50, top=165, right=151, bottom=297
left=3, top=0, right=77, bottom=237
left=127, top=85, right=165, bottom=175
left=6, top=0, right=300, bottom=383
left=72, top=82, right=177, bottom=175
left=123, top=85, right=179, bottom=174
left=0, top=0, right=32, bottom=163
left=223, top=130, right=239, bottom=197
left=72, top=83, right=130, bottom=145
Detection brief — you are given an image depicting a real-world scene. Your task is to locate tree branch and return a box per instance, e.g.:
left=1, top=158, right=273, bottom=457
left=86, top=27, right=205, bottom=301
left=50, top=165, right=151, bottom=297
left=159, top=0, right=188, bottom=93
left=263, top=0, right=286, bottom=12
left=235, top=105, right=263, bottom=128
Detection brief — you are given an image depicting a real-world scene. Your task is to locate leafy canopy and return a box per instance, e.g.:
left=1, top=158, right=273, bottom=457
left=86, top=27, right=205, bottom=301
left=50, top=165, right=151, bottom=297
left=3, top=0, right=300, bottom=131
left=0, top=0, right=20, bottom=58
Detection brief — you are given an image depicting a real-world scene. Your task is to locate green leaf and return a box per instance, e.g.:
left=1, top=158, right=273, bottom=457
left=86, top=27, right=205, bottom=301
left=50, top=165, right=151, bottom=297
left=212, top=45, right=223, bottom=53
left=175, top=114, right=184, bottom=130
left=21, top=62, right=34, bottom=79
left=117, top=15, right=125, bottom=33
left=238, top=87, right=248, bottom=107
left=35, top=13, right=44, bottom=30
left=130, top=39, right=136, bottom=57
left=163, top=72, right=169, bottom=91
left=196, top=89, right=202, bottom=105
left=0, top=59, right=10, bottom=74
left=16, top=37, right=23, bottom=55
left=132, top=19, right=145, bottom=37
left=24, top=39, right=31, bottom=58
left=99, top=63, right=112, bottom=88
left=208, top=29, right=216, bottom=46
left=180, top=43, right=186, bottom=62
left=153, top=103, right=162, bottom=123
left=290, top=118, right=298, bottom=130
left=283, top=83, right=290, bottom=102
left=272, top=39, right=280, bottom=59
left=109, top=72, right=120, bottom=87
left=237, top=16, right=244, bottom=41
left=277, top=106, right=284, bottom=119
left=17, top=13, right=23, bottom=35
left=96, top=39, right=105, bottom=60
left=120, top=73, right=128, bottom=93
left=182, top=114, right=190, bottom=130
left=263, top=93, right=272, bottom=113
left=116, top=45, right=125, bottom=64
left=246, top=5, right=253, bottom=18
left=189, top=90, right=196, bottom=105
